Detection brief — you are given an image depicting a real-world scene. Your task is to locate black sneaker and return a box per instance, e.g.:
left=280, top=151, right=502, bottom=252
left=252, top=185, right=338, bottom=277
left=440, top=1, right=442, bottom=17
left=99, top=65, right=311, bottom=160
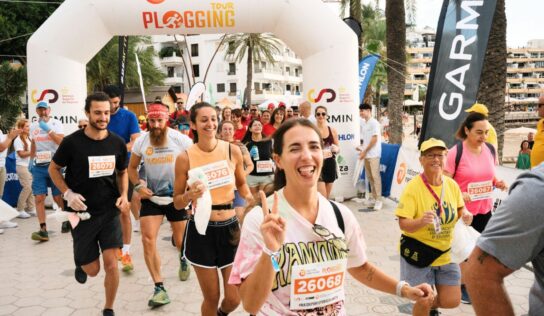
left=461, top=284, right=471, bottom=304
left=61, top=221, right=71, bottom=233
left=75, top=266, right=87, bottom=284
left=102, top=309, right=115, bottom=316
left=429, top=309, right=441, bottom=316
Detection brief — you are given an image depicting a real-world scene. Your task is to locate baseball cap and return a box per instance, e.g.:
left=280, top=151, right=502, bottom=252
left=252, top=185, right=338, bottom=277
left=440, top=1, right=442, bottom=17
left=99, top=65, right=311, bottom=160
left=465, top=103, right=489, bottom=116
left=419, top=138, right=447, bottom=152
left=36, top=101, right=49, bottom=109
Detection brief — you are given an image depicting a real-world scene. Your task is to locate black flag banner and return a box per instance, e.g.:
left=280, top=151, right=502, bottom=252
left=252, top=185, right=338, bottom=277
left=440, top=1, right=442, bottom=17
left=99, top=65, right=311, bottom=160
left=118, top=36, right=129, bottom=107
left=419, top=0, right=497, bottom=147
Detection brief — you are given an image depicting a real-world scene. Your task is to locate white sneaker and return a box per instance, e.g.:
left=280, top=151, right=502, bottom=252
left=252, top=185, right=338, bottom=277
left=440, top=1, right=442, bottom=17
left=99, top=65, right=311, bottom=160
left=132, top=220, right=140, bottom=232
left=27, top=210, right=37, bottom=217
left=17, top=211, right=31, bottom=219
left=373, top=200, right=383, bottom=210
left=0, top=220, right=18, bottom=229
left=0, top=228, right=4, bottom=234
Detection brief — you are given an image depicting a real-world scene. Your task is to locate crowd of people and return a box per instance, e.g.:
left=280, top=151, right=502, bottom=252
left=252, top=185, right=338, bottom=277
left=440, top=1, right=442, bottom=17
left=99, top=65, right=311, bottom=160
left=0, top=90, right=543, bottom=316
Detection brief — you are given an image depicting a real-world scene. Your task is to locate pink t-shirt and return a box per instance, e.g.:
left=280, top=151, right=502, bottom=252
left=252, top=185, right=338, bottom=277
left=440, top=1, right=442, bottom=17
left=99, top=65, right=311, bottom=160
left=445, top=142, right=496, bottom=215
left=229, top=189, right=367, bottom=315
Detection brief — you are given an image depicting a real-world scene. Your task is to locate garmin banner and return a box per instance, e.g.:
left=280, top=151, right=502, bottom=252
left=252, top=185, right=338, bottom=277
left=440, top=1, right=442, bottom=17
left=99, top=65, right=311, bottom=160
left=118, top=36, right=129, bottom=107
left=358, top=54, right=380, bottom=104
left=419, top=0, right=497, bottom=147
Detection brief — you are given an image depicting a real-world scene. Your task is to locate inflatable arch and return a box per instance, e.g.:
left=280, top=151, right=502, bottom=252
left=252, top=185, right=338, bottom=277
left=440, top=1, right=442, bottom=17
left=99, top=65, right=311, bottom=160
left=28, top=0, right=359, bottom=197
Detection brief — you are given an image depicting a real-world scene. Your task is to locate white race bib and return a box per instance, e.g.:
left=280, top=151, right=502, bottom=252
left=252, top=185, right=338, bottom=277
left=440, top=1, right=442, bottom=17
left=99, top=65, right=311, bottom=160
left=467, top=180, right=493, bottom=201
left=193, top=160, right=233, bottom=190
left=290, top=259, right=347, bottom=310
left=35, top=151, right=52, bottom=164
left=88, top=155, right=116, bottom=178
left=256, top=160, right=274, bottom=173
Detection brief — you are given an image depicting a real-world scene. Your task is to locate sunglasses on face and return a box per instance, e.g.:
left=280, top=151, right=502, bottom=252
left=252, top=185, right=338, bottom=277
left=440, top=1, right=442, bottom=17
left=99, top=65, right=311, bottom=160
left=177, top=102, right=184, bottom=105
left=78, top=125, right=87, bottom=129
left=316, top=112, right=327, bottom=117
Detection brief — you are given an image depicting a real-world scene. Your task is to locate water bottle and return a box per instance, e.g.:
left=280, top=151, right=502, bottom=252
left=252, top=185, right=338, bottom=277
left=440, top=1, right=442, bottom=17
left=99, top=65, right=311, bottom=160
left=250, top=145, right=260, bottom=160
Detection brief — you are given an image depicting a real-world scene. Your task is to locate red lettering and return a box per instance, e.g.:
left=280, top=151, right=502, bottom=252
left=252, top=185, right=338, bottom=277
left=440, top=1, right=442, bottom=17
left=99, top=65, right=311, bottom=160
left=154, top=11, right=163, bottom=28
left=142, top=12, right=153, bottom=29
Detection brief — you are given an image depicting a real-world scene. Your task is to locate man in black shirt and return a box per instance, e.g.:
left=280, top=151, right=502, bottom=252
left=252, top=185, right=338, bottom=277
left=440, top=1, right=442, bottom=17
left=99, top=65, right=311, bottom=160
left=48, top=92, right=129, bottom=316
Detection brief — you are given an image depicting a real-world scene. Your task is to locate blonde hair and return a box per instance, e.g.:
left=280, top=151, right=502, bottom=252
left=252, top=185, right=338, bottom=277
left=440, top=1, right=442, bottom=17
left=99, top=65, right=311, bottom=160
left=16, top=118, right=29, bottom=151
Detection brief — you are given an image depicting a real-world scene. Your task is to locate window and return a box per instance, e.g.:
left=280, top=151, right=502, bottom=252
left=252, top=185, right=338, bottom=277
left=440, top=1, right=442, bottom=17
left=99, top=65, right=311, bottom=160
left=229, top=82, right=237, bottom=93
left=191, top=43, right=199, bottom=57
left=286, top=67, right=291, bottom=75
left=286, top=84, right=291, bottom=91
left=167, top=67, right=175, bottom=78
left=263, top=83, right=271, bottom=90
left=254, top=82, right=260, bottom=90
left=227, top=41, right=235, bottom=54
left=228, top=63, right=236, bottom=75
left=295, top=68, right=299, bottom=77
left=217, top=83, right=225, bottom=93
left=192, top=64, right=200, bottom=77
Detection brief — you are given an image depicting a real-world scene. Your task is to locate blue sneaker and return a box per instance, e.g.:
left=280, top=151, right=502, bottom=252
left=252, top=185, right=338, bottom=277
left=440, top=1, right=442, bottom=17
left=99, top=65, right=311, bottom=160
left=461, top=284, right=471, bottom=304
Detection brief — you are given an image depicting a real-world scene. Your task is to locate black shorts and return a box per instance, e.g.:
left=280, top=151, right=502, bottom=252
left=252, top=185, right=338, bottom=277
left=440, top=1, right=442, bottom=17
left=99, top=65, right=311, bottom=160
left=71, top=211, right=122, bottom=266
left=183, top=217, right=240, bottom=269
left=319, top=157, right=338, bottom=183
left=471, top=212, right=492, bottom=233
left=140, top=199, right=188, bottom=222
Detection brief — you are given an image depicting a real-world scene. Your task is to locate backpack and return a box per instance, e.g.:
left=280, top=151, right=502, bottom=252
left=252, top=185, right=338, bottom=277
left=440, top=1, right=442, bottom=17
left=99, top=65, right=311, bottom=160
left=329, top=200, right=345, bottom=234
left=453, top=141, right=496, bottom=178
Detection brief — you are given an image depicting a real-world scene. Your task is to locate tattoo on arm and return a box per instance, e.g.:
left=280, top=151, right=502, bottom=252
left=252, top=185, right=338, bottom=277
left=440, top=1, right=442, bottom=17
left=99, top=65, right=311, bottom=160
left=366, top=267, right=376, bottom=282
left=477, top=252, right=490, bottom=264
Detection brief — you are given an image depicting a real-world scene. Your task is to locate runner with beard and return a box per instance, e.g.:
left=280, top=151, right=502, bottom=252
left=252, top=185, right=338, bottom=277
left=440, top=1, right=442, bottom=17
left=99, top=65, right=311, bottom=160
left=29, top=101, right=67, bottom=241
left=174, top=102, right=253, bottom=316
left=128, top=104, right=193, bottom=308
left=49, top=92, right=129, bottom=316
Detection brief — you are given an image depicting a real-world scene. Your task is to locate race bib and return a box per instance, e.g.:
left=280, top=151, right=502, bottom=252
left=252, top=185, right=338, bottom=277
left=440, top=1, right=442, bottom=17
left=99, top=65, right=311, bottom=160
left=290, top=259, right=347, bottom=310
left=35, top=151, right=52, bottom=164
left=193, top=160, right=233, bottom=190
left=467, top=180, right=493, bottom=201
left=256, top=160, right=274, bottom=173
left=88, top=155, right=116, bottom=178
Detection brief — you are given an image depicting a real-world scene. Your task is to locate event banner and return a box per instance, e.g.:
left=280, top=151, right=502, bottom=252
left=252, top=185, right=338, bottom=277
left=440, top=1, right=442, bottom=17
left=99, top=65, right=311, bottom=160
left=118, top=36, right=129, bottom=107
left=358, top=54, right=380, bottom=104
left=389, top=145, right=422, bottom=201
left=419, top=0, right=497, bottom=147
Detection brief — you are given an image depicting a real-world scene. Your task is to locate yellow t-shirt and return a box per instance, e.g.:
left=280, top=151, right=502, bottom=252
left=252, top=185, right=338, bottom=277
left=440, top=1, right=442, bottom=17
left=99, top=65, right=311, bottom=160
left=531, top=119, right=544, bottom=168
left=486, top=123, right=498, bottom=148
left=395, top=175, right=464, bottom=266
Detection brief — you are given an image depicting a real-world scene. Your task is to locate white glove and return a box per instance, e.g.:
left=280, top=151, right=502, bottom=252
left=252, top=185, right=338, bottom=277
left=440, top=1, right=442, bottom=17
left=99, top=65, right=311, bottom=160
left=63, top=189, right=88, bottom=211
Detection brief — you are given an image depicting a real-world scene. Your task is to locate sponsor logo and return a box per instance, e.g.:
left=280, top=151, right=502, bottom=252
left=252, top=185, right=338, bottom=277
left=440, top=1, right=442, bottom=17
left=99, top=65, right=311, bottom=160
left=338, top=133, right=355, bottom=141
left=327, top=114, right=352, bottom=123
left=146, top=147, right=154, bottom=156
left=396, top=162, right=406, bottom=184
left=31, top=89, right=59, bottom=104
left=143, top=2, right=236, bottom=29
left=336, top=155, right=349, bottom=176
left=307, top=88, right=336, bottom=103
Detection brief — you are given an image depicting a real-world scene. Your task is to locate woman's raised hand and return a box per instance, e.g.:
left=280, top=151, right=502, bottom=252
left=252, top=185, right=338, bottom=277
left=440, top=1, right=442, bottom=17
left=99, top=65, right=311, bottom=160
left=259, top=191, right=286, bottom=252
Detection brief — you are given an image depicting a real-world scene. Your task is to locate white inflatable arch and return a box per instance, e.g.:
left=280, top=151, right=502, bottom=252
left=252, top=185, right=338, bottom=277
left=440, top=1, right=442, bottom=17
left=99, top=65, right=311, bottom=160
left=28, top=0, right=359, bottom=197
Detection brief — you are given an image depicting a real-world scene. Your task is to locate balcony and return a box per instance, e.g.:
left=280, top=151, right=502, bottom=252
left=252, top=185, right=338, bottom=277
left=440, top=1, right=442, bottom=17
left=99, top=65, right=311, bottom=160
left=165, top=76, right=184, bottom=85
left=228, top=71, right=236, bottom=76
left=160, top=56, right=183, bottom=67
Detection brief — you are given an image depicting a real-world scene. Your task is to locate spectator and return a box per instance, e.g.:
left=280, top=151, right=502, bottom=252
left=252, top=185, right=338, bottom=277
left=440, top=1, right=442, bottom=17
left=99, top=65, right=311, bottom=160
left=77, top=119, right=88, bottom=130
left=530, top=96, right=544, bottom=168
left=14, top=119, right=35, bottom=219
left=262, top=107, right=284, bottom=137
left=299, top=101, right=315, bottom=122
left=138, top=115, right=147, bottom=132
left=516, top=140, right=531, bottom=170
left=358, top=103, right=383, bottom=210
left=222, top=107, right=232, bottom=122
left=285, top=107, right=294, bottom=120
left=315, top=106, right=340, bottom=198
left=169, top=95, right=189, bottom=124
left=0, top=126, right=22, bottom=232
left=465, top=164, right=544, bottom=316
left=232, top=109, right=247, bottom=141
left=249, top=104, right=260, bottom=121
left=528, top=131, right=535, bottom=149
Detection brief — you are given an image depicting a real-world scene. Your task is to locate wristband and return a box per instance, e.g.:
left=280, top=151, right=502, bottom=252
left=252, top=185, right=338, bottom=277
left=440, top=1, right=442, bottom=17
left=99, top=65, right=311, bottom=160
left=262, top=246, right=281, bottom=272
left=134, top=183, right=144, bottom=192
left=396, top=280, right=409, bottom=297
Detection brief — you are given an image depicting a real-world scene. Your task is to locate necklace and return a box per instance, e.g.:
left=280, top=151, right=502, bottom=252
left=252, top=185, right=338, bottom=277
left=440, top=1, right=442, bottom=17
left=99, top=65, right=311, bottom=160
left=198, top=139, right=219, bottom=153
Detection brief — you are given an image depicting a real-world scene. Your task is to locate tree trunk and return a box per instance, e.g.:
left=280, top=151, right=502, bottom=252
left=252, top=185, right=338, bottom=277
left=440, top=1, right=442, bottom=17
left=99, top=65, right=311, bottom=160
left=349, top=0, right=364, bottom=59
left=244, top=44, right=253, bottom=106
left=385, top=0, right=406, bottom=144
left=476, top=0, right=507, bottom=162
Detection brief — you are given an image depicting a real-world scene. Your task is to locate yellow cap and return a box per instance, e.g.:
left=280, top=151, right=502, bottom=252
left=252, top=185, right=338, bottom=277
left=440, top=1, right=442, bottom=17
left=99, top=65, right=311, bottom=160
left=465, top=103, right=489, bottom=116
left=138, top=115, right=146, bottom=121
left=420, top=138, right=448, bottom=152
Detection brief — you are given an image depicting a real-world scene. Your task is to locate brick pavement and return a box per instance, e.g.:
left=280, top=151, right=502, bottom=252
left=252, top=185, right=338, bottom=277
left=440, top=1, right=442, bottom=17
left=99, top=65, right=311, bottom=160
left=0, top=199, right=532, bottom=315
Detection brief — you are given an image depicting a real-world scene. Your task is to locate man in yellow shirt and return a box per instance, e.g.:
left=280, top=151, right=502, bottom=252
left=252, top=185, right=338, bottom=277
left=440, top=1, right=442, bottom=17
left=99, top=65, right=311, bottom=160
left=531, top=96, right=544, bottom=168
left=395, top=138, right=472, bottom=316
left=465, top=103, right=497, bottom=148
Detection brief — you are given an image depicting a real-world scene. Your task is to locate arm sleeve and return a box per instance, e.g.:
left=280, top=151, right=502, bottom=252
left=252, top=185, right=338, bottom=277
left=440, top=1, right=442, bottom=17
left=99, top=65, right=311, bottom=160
left=477, top=171, right=544, bottom=270
left=444, top=145, right=457, bottom=175
left=52, top=138, right=71, bottom=167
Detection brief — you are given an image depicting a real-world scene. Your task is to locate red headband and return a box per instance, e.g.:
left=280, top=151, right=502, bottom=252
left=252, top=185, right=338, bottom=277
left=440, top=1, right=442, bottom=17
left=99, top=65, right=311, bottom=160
left=147, top=104, right=169, bottom=119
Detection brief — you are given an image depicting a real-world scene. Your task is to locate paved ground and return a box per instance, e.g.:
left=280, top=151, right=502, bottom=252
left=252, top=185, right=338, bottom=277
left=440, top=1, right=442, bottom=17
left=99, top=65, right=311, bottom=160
left=0, top=199, right=533, bottom=316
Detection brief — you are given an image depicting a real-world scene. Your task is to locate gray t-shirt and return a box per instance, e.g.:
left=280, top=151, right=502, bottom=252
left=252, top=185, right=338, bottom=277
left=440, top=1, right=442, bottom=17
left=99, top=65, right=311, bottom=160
left=477, top=164, right=544, bottom=316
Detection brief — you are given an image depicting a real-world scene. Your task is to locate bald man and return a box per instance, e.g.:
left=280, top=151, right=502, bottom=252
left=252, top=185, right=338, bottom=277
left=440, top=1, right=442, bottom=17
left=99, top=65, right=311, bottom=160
left=299, top=101, right=315, bottom=122
left=531, top=96, right=544, bottom=168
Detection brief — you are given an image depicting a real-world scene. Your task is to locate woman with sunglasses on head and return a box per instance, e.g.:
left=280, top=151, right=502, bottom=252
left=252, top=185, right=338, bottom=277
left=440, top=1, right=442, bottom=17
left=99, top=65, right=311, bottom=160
left=174, top=102, right=253, bottom=316
left=242, top=119, right=275, bottom=199
left=315, top=106, right=340, bottom=198
left=262, top=107, right=285, bottom=137
left=219, top=120, right=254, bottom=222
left=229, top=118, right=434, bottom=315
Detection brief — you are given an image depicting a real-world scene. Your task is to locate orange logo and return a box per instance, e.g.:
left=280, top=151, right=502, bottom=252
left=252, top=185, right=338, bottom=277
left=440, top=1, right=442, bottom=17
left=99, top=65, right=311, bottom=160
left=146, top=147, right=154, bottom=156
left=147, top=0, right=164, bottom=4
left=163, top=11, right=183, bottom=28
left=396, top=162, right=407, bottom=184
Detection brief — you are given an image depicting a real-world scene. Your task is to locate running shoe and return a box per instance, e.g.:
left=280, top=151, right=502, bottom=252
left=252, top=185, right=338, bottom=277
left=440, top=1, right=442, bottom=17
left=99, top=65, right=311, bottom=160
left=27, top=209, right=37, bottom=217
left=0, top=228, right=4, bottom=234
left=121, top=253, right=134, bottom=272
left=61, top=221, right=71, bottom=233
left=102, top=308, right=115, bottom=316
left=0, top=220, right=18, bottom=229
left=75, top=266, right=87, bottom=284
left=461, top=284, right=471, bottom=304
left=373, top=200, right=383, bottom=211
left=148, top=286, right=170, bottom=307
left=429, top=309, right=441, bottom=316
left=179, top=257, right=190, bottom=281
left=31, top=230, right=49, bottom=241
left=17, top=210, right=31, bottom=219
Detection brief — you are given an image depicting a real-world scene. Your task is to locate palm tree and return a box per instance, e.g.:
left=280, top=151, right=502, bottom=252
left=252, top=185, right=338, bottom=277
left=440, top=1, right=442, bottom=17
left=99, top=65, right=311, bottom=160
left=86, top=36, right=165, bottom=93
left=475, top=0, right=507, bottom=162
left=0, top=62, right=25, bottom=130
left=222, top=33, right=281, bottom=106
left=385, top=0, right=406, bottom=144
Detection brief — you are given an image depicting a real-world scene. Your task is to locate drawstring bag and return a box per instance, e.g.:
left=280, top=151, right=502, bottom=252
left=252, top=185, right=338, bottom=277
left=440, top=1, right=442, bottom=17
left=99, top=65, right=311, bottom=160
left=450, top=221, right=480, bottom=263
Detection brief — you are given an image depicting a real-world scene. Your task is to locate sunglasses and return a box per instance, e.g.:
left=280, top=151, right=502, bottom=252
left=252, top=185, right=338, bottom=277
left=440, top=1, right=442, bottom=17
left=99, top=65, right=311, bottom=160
left=313, top=224, right=349, bottom=254
left=250, top=109, right=257, bottom=112
left=178, top=124, right=190, bottom=131
left=78, top=125, right=87, bottom=129
left=316, top=112, right=327, bottom=117
left=177, top=102, right=184, bottom=105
